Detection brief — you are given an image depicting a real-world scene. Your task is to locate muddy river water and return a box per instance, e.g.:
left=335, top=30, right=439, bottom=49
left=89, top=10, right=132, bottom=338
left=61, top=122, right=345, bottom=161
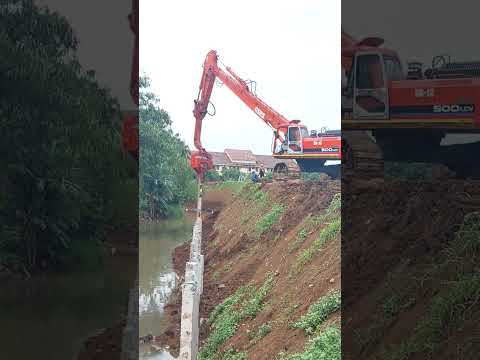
left=140, top=214, right=194, bottom=359
left=0, top=254, right=136, bottom=359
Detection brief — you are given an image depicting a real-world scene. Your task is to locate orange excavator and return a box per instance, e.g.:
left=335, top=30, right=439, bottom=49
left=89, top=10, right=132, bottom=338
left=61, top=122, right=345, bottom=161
left=342, top=28, right=480, bottom=178
left=190, top=50, right=342, bottom=181
left=122, top=0, right=139, bottom=161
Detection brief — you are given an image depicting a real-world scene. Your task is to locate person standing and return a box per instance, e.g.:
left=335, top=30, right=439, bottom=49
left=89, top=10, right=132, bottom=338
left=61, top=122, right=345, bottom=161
left=259, top=166, right=265, bottom=179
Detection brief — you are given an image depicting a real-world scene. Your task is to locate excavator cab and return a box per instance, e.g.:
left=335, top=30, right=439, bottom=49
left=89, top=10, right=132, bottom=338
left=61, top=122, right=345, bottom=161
left=272, top=124, right=308, bottom=154
left=285, top=124, right=308, bottom=154
left=344, top=49, right=403, bottom=120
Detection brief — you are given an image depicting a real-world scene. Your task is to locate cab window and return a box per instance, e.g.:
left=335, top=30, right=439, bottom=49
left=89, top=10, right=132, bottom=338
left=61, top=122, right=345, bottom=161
left=289, top=127, right=300, bottom=141
left=355, top=54, right=384, bottom=89
left=383, top=55, right=403, bottom=81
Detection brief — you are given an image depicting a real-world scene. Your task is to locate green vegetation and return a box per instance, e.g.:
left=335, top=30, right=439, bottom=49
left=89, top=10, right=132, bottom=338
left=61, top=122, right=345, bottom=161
left=291, top=216, right=340, bottom=275
left=381, top=294, right=415, bottom=319
left=205, top=168, right=245, bottom=182
left=199, top=273, right=275, bottom=360
left=221, top=168, right=244, bottom=181
left=205, top=180, right=248, bottom=195
left=249, top=322, right=272, bottom=344
left=300, top=172, right=323, bottom=182
left=139, top=76, right=197, bottom=219
left=385, top=274, right=480, bottom=360
left=239, top=184, right=269, bottom=224
left=288, top=194, right=341, bottom=253
left=205, top=170, right=222, bottom=182
left=255, top=203, right=285, bottom=237
left=241, top=183, right=268, bottom=202
left=0, top=1, right=136, bottom=274
left=277, top=326, right=341, bottom=360
left=291, top=290, right=341, bottom=335
left=221, top=348, right=248, bottom=360
left=384, top=212, right=480, bottom=360
left=205, top=167, right=248, bottom=182
left=384, top=162, right=435, bottom=181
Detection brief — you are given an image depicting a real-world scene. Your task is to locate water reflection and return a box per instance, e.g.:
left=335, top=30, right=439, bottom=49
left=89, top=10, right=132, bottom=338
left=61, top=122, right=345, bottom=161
left=139, top=272, right=176, bottom=314
left=0, top=255, right=136, bottom=360
left=139, top=215, right=194, bottom=358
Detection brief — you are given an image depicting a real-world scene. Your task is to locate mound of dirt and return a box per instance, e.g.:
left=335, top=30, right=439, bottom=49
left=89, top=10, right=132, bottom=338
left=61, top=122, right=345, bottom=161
left=343, top=178, right=480, bottom=359
left=159, top=180, right=341, bottom=359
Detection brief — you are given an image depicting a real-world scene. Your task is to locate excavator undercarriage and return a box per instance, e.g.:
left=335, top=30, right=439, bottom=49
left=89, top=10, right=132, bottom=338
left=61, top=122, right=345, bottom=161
left=342, top=131, right=384, bottom=178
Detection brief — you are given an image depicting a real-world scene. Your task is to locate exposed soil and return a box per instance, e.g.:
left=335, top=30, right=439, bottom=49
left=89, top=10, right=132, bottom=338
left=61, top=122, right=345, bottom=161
left=342, top=176, right=480, bottom=359
left=77, top=321, right=126, bottom=360
left=158, top=179, right=341, bottom=358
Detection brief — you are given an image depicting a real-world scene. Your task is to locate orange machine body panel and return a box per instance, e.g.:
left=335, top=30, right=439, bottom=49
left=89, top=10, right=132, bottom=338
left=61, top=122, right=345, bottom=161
left=388, top=79, right=480, bottom=127
left=302, top=135, right=342, bottom=159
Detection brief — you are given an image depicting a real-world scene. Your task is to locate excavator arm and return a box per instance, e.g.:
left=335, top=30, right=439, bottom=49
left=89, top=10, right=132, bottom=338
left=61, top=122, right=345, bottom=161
left=191, top=50, right=292, bottom=178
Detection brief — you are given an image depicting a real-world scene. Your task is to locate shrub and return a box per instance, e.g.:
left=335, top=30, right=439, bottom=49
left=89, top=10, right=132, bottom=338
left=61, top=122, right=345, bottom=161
left=292, top=291, right=341, bottom=335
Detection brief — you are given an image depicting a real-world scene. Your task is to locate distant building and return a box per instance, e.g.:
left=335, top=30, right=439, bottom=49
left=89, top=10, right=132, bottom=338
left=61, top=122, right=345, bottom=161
left=208, top=149, right=295, bottom=174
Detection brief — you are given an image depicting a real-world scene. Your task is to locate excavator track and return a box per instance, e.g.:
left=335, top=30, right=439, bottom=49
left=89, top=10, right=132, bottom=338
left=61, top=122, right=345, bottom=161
left=273, top=161, right=301, bottom=181
left=343, top=131, right=384, bottom=179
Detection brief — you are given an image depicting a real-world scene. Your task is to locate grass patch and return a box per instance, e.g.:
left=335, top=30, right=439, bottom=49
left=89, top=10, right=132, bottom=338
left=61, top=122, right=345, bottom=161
left=383, top=212, right=480, bottom=359
left=451, top=211, right=480, bottom=256
left=239, top=184, right=269, bottom=224
left=288, top=220, right=311, bottom=253
left=239, top=182, right=266, bottom=201
left=385, top=273, right=480, bottom=360
left=277, top=326, right=341, bottom=360
left=240, top=273, right=275, bottom=318
left=205, top=180, right=248, bottom=195
left=255, top=203, right=285, bottom=237
left=288, top=193, right=341, bottom=253
left=291, top=290, right=341, bottom=335
left=222, top=262, right=233, bottom=273
left=212, top=270, right=221, bottom=282
left=249, top=322, right=272, bottom=344
left=384, top=162, right=435, bottom=181
left=221, top=347, right=247, bottom=360
left=290, top=216, right=340, bottom=276
left=199, top=273, right=275, bottom=360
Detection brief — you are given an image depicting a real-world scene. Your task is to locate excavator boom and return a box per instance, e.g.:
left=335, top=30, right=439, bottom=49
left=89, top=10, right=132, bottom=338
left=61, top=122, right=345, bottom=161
left=191, top=50, right=341, bottom=179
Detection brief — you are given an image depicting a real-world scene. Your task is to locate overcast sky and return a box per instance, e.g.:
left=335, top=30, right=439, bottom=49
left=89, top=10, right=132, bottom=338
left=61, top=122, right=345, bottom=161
left=35, top=1, right=480, bottom=151
left=140, top=0, right=341, bottom=154
left=343, top=0, right=480, bottom=69
left=36, top=0, right=135, bottom=110
left=343, top=0, right=480, bottom=144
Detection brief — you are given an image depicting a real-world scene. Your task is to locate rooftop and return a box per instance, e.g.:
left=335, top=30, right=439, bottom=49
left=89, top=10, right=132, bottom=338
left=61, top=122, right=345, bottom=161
left=201, top=149, right=296, bottom=169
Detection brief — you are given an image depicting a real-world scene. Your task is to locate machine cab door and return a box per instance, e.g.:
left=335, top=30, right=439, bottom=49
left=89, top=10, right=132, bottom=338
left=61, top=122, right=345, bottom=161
left=286, top=126, right=304, bottom=154
left=352, top=52, right=389, bottom=119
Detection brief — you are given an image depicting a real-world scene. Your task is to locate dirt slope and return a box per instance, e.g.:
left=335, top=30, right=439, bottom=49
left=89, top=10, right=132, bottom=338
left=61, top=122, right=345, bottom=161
left=160, top=180, right=341, bottom=359
left=343, top=178, right=480, bottom=360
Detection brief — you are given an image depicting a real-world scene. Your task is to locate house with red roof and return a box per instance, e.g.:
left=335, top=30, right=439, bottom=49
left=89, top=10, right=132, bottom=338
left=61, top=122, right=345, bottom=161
left=208, top=149, right=295, bottom=175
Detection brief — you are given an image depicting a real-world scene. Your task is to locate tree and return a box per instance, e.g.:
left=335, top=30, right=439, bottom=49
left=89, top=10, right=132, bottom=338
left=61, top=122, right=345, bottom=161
left=139, top=75, right=197, bottom=218
left=205, top=170, right=222, bottom=182
left=221, top=167, right=243, bottom=181
left=0, top=0, right=133, bottom=273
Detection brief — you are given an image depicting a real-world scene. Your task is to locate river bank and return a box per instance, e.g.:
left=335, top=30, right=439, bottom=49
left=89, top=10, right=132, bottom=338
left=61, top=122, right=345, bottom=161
left=157, top=180, right=341, bottom=359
